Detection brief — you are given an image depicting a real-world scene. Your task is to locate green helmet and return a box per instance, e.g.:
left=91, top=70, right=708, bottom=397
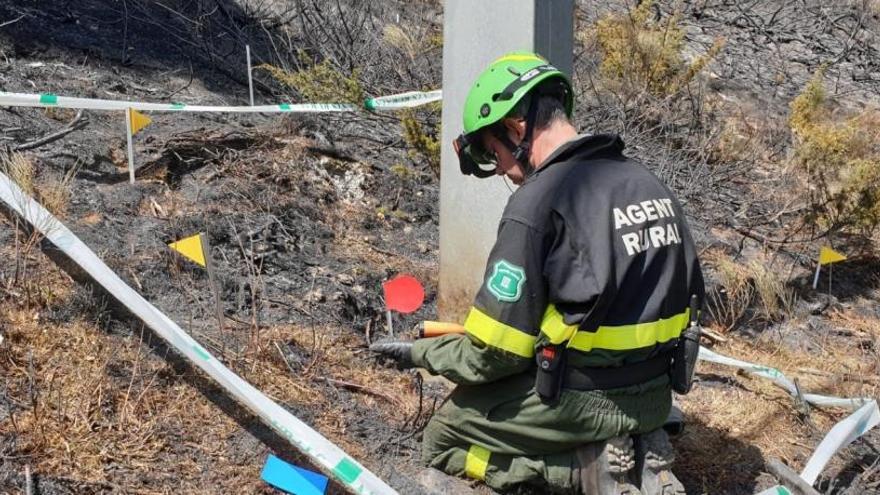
left=456, top=51, right=573, bottom=178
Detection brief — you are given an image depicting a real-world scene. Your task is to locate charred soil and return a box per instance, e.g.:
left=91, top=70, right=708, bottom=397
left=1, top=1, right=880, bottom=495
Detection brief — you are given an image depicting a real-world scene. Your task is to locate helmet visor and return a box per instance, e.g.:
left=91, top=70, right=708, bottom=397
left=455, top=133, right=497, bottom=178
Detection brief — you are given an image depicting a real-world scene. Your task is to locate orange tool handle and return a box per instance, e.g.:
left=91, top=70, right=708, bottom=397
left=418, top=320, right=466, bottom=338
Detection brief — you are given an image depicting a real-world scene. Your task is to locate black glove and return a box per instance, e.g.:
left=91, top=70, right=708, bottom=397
left=369, top=340, right=415, bottom=369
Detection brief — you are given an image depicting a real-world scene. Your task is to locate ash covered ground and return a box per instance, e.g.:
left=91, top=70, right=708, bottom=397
left=1, top=1, right=880, bottom=494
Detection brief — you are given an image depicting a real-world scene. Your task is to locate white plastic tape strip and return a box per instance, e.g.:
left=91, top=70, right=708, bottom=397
left=699, top=347, right=798, bottom=395
left=698, top=347, right=872, bottom=410
left=755, top=486, right=791, bottom=495
left=698, top=347, right=879, bottom=492
left=365, top=90, right=442, bottom=110
left=801, top=394, right=870, bottom=410
left=0, top=89, right=440, bottom=113
left=0, top=172, right=397, bottom=495
left=800, top=400, right=880, bottom=485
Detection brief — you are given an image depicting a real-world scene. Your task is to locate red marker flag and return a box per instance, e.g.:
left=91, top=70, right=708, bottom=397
left=382, top=274, right=425, bottom=314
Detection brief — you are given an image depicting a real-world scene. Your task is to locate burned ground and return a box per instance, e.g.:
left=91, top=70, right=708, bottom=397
left=0, top=2, right=443, bottom=492
left=1, top=1, right=880, bottom=494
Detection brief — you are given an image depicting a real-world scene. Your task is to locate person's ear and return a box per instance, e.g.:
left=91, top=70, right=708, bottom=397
left=502, top=117, right=526, bottom=142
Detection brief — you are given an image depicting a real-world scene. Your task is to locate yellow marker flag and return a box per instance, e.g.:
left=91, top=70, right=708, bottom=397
left=168, top=233, right=206, bottom=267
left=819, top=246, right=847, bottom=265
left=129, top=109, right=152, bottom=135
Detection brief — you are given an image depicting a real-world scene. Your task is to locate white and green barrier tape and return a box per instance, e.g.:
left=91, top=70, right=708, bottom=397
left=698, top=348, right=873, bottom=410
left=800, top=399, right=880, bottom=484
left=755, top=485, right=794, bottom=495
left=699, top=348, right=880, bottom=493
left=0, top=171, right=397, bottom=495
left=364, top=90, right=442, bottom=110
left=0, top=89, right=441, bottom=113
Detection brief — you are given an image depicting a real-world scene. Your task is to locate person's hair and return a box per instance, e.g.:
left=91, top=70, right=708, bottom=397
left=506, top=79, right=570, bottom=131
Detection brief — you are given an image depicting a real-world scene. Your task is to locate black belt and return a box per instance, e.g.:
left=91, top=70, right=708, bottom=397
left=562, top=353, right=671, bottom=391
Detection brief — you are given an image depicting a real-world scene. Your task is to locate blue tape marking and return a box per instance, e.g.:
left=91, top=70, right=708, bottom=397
left=261, top=454, right=328, bottom=495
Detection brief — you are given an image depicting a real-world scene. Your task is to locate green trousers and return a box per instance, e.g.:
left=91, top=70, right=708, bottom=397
left=421, top=372, right=672, bottom=493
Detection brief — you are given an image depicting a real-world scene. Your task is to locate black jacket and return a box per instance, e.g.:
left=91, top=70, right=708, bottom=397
left=412, top=134, right=705, bottom=383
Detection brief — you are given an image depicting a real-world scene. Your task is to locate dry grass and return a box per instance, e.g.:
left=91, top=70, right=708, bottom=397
left=718, top=335, right=877, bottom=407
left=0, top=249, right=253, bottom=492
left=1, top=149, right=76, bottom=241
left=2, top=310, right=170, bottom=483
left=1, top=150, right=35, bottom=196
left=222, top=323, right=426, bottom=470
left=704, top=251, right=754, bottom=332
left=828, top=307, right=880, bottom=338
left=36, top=166, right=76, bottom=220
left=0, top=303, right=422, bottom=491
left=0, top=230, right=425, bottom=492
left=383, top=24, right=420, bottom=62
left=703, top=250, right=798, bottom=332
left=710, top=110, right=763, bottom=165
left=749, top=260, right=797, bottom=322
left=678, top=318, right=880, bottom=492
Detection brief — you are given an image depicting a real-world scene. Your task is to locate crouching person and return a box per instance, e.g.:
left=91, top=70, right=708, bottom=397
left=372, top=52, right=704, bottom=494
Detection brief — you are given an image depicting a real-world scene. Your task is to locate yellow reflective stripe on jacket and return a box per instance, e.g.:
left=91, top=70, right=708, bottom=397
left=464, top=307, right=536, bottom=358
left=539, top=304, right=579, bottom=344
left=567, top=309, right=690, bottom=352
left=465, top=444, right=491, bottom=481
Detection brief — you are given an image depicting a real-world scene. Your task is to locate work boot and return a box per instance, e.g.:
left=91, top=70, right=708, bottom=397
left=574, top=435, right=641, bottom=495
left=663, top=400, right=685, bottom=436
left=633, top=428, right=686, bottom=495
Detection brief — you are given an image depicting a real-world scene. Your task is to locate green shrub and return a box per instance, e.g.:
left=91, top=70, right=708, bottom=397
left=594, top=0, right=723, bottom=97
left=390, top=162, right=414, bottom=180
left=400, top=107, right=440, bottom=177
left=789, top=70, right=880, bottom=233
left=260, top=58, right=364, bottom=104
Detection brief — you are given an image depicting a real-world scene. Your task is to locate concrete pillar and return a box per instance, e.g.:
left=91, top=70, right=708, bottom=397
left=438, top=0, right=574, bottom=320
